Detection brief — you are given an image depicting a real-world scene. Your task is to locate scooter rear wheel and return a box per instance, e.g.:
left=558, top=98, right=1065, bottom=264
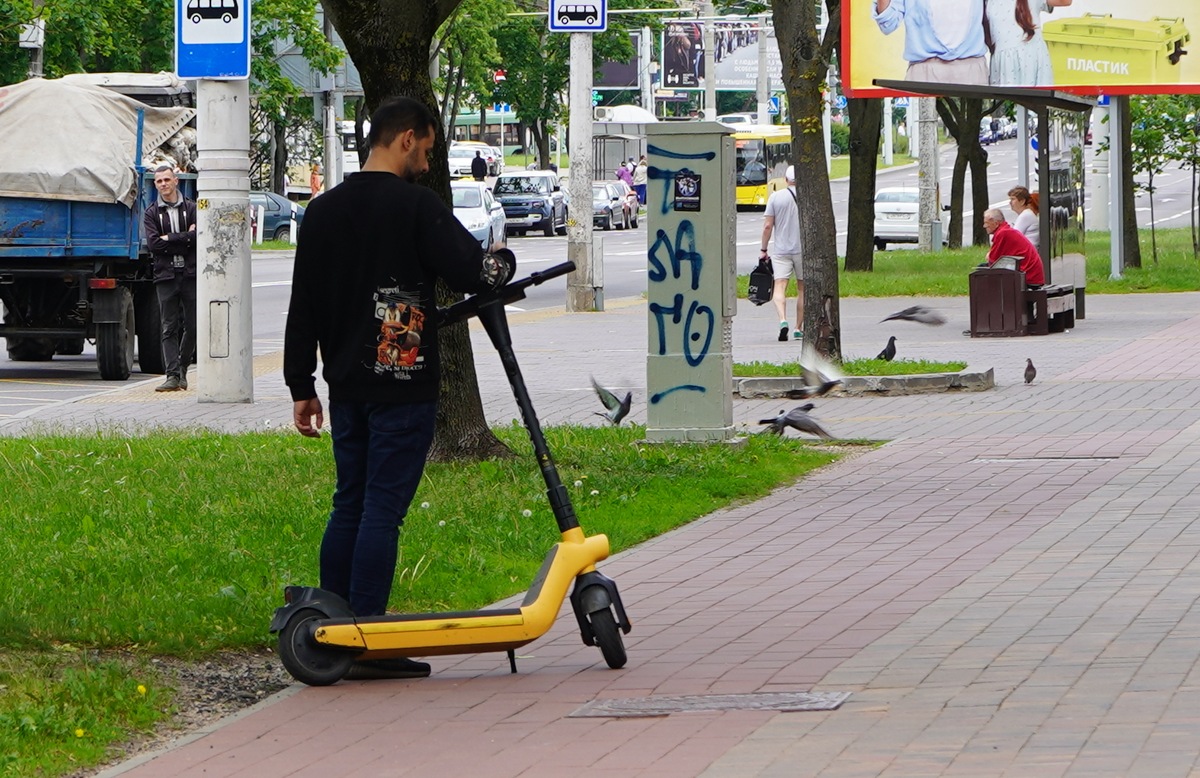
left=278, top=607, right=355, bottom=686
left=589, top=608, right=627, bottom=669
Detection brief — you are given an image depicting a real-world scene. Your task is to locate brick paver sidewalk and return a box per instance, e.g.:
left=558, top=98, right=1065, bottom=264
left=58, top=292, right=1200, bottom=777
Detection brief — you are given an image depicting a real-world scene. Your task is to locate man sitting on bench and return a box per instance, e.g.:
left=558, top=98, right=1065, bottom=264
left=982, top=208, right=1044, bottom=288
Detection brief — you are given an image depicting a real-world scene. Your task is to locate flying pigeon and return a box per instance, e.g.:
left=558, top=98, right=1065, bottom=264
left=758, top=403, right=834, bottom=439
left=785, top=342, right=844, bottom=400
left=881, top=305, right=947, bottom=326
left=876, top=336, right=897, bottom=362
left=591, top=377, right=631, bottom=425
left=1024, top=358, right=1037, bottom=385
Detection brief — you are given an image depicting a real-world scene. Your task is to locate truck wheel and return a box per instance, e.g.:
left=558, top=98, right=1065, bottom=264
left=97, top=287, right=134, bottom=381
left=134, top=285, right=165, bottom=375
left=6, top=337, right=55, bottom=362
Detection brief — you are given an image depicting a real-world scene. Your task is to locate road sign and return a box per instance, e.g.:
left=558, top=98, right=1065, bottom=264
left=492, top=103, right=513, bottom=113
left=494, top=70, right=506, bottom=84
left=176, top=0, right=250, bottom=79
left=548, top=0, right=606, bottom=33
left=767, top=96, right=781, bottom=115
left=894, top=97, right=910, bottom=108
left=834, top=94, right=847, bottom=111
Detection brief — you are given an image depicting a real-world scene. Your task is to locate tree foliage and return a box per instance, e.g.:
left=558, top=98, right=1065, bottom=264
left=493, top=0, right=671, bottom=166
left=433, top=0, right=513, bottom=136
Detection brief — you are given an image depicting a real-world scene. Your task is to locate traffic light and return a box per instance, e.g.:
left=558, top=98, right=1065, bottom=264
left=592, top=90, right=601, bottom=106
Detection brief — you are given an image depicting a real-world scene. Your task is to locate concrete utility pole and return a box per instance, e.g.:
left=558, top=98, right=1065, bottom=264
left=755, top=14, right=770, bottom=123
left=1017, top=105, right=1030, bottom=187
left=321, top=15, right=341, bottom=189
left=1108, top=96, right=1125, bottom=279
left=917, top=96, right=941, bottom=251
left=195, top=79, right=254, bottom=402
left=701, top=0, right=716, bottom=118
left=1089, top=101, right=1110, bottom=232
left=640, top=27, right=654, bottom=112
left=566, top=32, right=599, bottom=311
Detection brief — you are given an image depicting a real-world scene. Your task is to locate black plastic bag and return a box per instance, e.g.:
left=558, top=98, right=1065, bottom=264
left=748, top=257, right=774, bottom=306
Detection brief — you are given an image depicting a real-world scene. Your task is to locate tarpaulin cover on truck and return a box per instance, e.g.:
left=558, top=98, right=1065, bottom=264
left=0, top=77, right=195, bottom=208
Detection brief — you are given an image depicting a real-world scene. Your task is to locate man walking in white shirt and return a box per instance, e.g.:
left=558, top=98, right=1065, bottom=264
left=759, top=166, right=803, bottom=342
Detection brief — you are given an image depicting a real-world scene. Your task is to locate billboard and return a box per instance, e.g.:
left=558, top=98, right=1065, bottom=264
left=844, top=1, right=1198, bottom=96
left=662, top=20, right=782, bottom=91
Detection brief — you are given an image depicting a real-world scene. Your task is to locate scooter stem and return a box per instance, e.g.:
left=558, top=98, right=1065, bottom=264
left=476, top=298, right=580, bottom=535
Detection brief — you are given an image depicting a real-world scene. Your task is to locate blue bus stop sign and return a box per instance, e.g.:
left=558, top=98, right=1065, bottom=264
left=548, top=0, right=607, bottom=33
left=176, top=0, right=251, bottom=79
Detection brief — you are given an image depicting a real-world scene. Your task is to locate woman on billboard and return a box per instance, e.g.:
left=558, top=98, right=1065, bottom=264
left=873, top=0, right=989, bottom=85
left=985, top=0, right=1075, bottom=86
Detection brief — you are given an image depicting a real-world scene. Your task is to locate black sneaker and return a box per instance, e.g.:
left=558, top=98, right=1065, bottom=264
left=344, top=657, right=431, bottom=680
left=778, top=325, right=789, bottom=342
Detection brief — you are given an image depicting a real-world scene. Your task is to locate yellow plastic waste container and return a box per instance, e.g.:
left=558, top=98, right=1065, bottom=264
left=1043, top=15, right=1190, bottom=86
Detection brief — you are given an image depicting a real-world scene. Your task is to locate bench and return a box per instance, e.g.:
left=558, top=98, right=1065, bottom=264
left=1024, top=284, right=1075, bottom=336
left=969, top=265, right=1076, bottom=337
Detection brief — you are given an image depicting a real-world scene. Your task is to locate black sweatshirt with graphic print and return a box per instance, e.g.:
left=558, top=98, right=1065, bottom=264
left=284, top=171, right=494, bottom=406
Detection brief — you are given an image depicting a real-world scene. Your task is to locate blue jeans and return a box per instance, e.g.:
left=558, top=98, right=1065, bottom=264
left=321, top=400, right=437, bottom=617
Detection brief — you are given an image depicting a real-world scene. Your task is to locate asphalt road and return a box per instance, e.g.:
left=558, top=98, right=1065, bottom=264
left=1, top=138, right=1194, bottom=418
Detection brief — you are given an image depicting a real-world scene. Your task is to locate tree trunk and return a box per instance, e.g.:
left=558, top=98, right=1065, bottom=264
left=1116, top=96, right=1142, bottom=268
left=936, top=98, right=989, bottom=249
left=324, top=0, right=511, bottom=462
left=844, top=97, right=882, bottom=272
left=773, top=0, right=841, bottom=360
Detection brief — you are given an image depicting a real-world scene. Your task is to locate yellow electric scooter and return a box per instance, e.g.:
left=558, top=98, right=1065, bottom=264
left=270, top=261, right=631, bottom=686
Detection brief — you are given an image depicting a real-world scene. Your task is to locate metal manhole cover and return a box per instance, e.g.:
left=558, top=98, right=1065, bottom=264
left=570, top=691, right=851, bottom=718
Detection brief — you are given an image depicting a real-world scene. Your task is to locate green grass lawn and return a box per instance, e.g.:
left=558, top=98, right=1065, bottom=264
left=734, top=358, right=967, bottom=377
left=739, top=228, right=1200, bottom=299
left=0, top=426, right=839, bottom=776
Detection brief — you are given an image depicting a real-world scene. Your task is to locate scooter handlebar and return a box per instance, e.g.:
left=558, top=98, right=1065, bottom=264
left=438, top=260, right=576, bottom=325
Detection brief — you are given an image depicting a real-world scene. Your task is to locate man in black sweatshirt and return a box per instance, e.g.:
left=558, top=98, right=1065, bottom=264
left=284, top=96, right=512, bottom=679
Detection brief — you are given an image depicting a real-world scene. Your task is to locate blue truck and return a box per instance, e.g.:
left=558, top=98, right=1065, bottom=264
left=0, top=171, right=197, bottom=379
left=0, top=74, right=196, bottom=380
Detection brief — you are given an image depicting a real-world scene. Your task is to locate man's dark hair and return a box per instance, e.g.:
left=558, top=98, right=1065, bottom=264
left=367, top=97, right=438, bottom=150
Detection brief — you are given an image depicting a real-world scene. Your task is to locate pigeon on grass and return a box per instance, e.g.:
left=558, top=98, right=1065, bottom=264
left=591, top=377, right=632, bottom=425
left=876, top=336, right=897, bottom=362
left=758, top=403, right=834, bottom=439
left=881, top=305, right=946, bottom=326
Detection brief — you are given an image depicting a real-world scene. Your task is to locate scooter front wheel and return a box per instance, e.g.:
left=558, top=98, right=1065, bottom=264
left=589, top=608, right=627, bottom=669
left=278, top=607, right=355, bottom=686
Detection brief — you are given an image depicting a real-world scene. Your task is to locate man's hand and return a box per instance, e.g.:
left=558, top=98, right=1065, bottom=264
left=293, top=397, right=324, bottom=437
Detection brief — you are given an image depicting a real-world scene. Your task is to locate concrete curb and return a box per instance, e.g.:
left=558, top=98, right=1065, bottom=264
left=734, top=367, right=995, bottom=398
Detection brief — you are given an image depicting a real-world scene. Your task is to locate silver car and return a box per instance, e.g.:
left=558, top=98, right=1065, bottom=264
left=452, top=181, right=506, bottom=249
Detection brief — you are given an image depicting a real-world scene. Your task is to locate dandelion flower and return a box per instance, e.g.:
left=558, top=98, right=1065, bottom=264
left=438, top=520, right=446, bottom=527
left=574, top=480, right=583, bottom=488
left=420, top=502, right=430, bottom=509
left=522, top=509, right=532, bottom=517
left=590, top=490, right=599, bottom=496
left=75, top=729, right=85, bottom=738
left=137, top=684, right=147, bottom=695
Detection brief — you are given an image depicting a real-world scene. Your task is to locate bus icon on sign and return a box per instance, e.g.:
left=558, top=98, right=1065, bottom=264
left=557, top=4, right=598, bottom=25
left=187, top=0, right=238, bottom=24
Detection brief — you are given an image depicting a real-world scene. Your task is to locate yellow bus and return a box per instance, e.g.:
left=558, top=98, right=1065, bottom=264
left=732, top=126, right=791, bottom=209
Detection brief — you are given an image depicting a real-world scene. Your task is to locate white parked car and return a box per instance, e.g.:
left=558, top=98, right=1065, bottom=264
left=448, top=146, right=482, bottom=178
left=451, top=181, right=506, bottom=249
left=873, top=187, right=919, bottom=251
